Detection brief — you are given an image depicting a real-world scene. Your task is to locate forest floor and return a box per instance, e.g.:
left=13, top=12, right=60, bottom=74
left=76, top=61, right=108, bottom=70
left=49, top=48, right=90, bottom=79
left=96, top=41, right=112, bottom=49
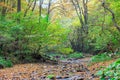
left=0, top=57, right=116, bottom=80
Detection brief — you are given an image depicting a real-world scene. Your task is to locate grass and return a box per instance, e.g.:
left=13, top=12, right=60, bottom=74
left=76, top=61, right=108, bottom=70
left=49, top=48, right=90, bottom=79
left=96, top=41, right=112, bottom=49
left=89, top=53, right=112, bottom=64
left=96, top=58, right=120, bottom=80
left=0, top=56, right=13, bottom=68
left=68, top=52, right=83, bottom=59
left=47, top=52, right=83, bottom=60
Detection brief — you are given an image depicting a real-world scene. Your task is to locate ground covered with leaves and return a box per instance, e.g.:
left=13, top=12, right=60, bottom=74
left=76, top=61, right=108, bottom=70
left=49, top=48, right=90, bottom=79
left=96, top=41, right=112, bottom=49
left=0, top=57, right=116, bottom=80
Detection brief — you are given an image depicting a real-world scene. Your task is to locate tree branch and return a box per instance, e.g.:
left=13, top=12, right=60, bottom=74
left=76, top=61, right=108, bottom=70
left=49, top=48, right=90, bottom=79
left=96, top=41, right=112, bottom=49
left=102, top=0, right=120, bottom=32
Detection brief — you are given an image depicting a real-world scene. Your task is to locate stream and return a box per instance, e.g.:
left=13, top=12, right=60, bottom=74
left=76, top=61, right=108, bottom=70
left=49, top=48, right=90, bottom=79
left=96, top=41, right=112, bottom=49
left=39, top=58, right=96, bottom=80
left=0, top=58, right=99, bottom=80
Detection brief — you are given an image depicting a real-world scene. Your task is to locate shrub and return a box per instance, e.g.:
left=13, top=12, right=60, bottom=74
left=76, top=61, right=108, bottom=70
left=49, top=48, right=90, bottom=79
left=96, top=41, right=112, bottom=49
left=90, top=53, right=112, bottom=64
left=59, top=47, right=73, bottom=54
left=97, top=58, right=120, bottom=80
left=45, top=52, right=83, bottom=61
left=0, top=57, right=13, bottom=68
left=68, top=52, right=83, bottom=59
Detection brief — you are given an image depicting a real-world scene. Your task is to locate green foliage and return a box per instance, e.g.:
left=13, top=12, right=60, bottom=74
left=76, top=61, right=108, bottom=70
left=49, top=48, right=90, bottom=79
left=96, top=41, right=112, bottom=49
left=90, top=53, right=112, bottom=64
left=24, top=56, right=36, bottom=63
left=88, top=26, right=109, bottom=50
left=87, top=0, right=120, bottom=53
left=0, top=0, right=120, bottom=66
left=0, top=57, right=13, bottom=68
left=68, top=52, right=83, bottom=59
left=0, top=11, right=69, bottom=63
left=107, top=0, right=120, bottom=24
left=47, top=53, right=62, bottom=60
left=71, top=18, right=80, bottom=27
left=97, top=58, right=120, bottom=80
left=47, top=74, right=55, bottom=79
left=46, top=52, right=83, bottom=61
left=59, top=47, right=73, bottom=54
left=88, top=25, right=120, bottom=52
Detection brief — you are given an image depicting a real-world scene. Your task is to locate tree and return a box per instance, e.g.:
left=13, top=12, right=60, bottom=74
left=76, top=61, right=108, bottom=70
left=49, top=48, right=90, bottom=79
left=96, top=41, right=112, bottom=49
left=0, top=0, right=7, bottom=19
left=101, top=0, right=120, bottom=32
left=17, top=0, right=21, bottom=12
left=69, top=0, right=89, bottom=52
left=17, top=0, right=21, bottom=23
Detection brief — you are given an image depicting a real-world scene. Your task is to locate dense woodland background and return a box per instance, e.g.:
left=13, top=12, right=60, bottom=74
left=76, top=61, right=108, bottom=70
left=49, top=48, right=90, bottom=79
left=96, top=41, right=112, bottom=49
left=0, top=0, right=120, bottom=79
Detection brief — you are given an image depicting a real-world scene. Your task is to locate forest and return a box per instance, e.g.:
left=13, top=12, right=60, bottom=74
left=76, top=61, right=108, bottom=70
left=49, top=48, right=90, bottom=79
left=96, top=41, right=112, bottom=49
left=0, top=0, right=120, bottom=80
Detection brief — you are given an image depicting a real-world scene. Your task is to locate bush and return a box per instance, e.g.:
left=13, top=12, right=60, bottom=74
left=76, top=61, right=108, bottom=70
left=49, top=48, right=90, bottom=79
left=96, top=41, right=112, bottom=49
left=59, top=47, right=73, bottom=54
left=88, top=26, right=120, bottom=53
left=0, top=13, right=69, bottom=63
left=90, top=53, right=112, bottom=64
left=97, top=58, right=120, bottom=80
left=45, top=52, right=83, bottom=61
left=68, top=52, right=83, bottom=59
left=0, top=57, right=13, bottom=68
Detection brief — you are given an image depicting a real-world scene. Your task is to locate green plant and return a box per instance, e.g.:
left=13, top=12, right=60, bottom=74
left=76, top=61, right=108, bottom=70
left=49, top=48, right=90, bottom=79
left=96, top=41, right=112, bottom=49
left=68, top=52, right=83, bottom=59
left=59, top=47, right=73, bottom=54
left=45, top=52, right=83, bottom=61
left=96, top=58, right=120, bottom=80
left=24, top=56, right=35, bottom=63
left=90, top=53, right=112, bottom=64
left=47, top=74, right=55, bottom=79
left=0, top=57, right=13, bottom=68
left=0, top=12, right=69, bottom=63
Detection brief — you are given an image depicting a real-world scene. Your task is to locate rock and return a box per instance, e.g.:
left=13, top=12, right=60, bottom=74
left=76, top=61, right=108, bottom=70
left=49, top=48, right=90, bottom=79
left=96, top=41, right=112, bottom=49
left=69, top=76, right=84, bottom=80
left=63, top=76, right=69, bottom=79
left=62, top=66, right=66, bottom=68
left=22, top=78, right=28, bottom=80
left=12, top=76, right=21, bottom=80
left=43, top=66, right=47, bottom=68
left=76, top=70, right=83, bottom=72
left=56, top=76, right=62, bottom=79
left=91, top=74, right=98, bottom=78
left=39, top=76, right=46, bottom=79
left=31, top=78, right=35, bottom=80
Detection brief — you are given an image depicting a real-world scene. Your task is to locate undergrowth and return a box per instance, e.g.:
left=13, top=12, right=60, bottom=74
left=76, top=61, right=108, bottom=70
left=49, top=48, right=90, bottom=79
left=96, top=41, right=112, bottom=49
left=48, top=52, right=83, bottom=60
left=96, top=58, right=120, bottom=80
left=0, top=56, right=13, bottom=68
left=89, top=53, right=112, bottom=64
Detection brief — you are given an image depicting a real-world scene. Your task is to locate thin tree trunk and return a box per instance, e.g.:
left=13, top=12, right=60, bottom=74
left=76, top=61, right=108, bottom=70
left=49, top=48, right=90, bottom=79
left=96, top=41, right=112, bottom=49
left=47, top=0, right=52, bottom=22
left=17, top=0, right=21, bottom=12
left=32, top=0, right=36, bottom=12
left=17, top=0, right=21, bottom=23
left=39, top=0, right=42, bottom=23
left=24, top=0, right=34, bottom=17
left=102, top=0, right=120, bottom=32
left=1, top=0, right=7, bottom=19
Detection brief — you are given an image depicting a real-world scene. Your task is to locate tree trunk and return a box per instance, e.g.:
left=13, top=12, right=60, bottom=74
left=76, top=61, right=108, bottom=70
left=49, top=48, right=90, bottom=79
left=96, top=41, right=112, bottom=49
left=17, top=0, right=21, bottom=23
left=17, top=0, right=21, bottom=12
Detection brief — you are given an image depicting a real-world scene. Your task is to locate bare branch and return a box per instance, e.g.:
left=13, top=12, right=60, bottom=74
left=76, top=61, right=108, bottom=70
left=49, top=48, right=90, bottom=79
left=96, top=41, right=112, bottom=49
left=24, top=0, right=34, bottom=17
left=32, top=0, right=36, bottom=12
left=101, top=0, right=120, bottom=32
